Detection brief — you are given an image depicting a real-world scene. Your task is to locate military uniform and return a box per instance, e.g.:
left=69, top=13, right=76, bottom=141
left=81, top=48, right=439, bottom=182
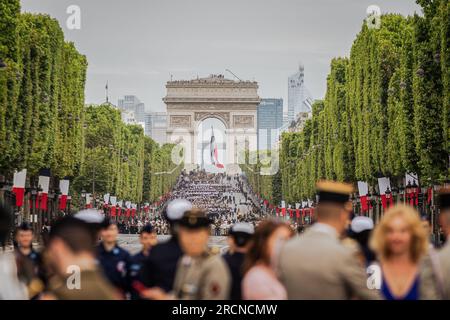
left=172, top=208, right=231, bottom=300
left=141, top=237, right=183, bottom=292
left=277, top=181, right=380, bottom=300
left=50, top=268, right=118, bottom=300
left=173, top=253, right=231, bottom=300
left=97, top=242, right=131, bottom=296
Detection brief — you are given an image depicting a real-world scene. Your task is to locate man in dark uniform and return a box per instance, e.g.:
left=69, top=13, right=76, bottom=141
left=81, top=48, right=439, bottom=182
left=141, top=199, right=192, bottom=293
left=129, top=224, right=157, bottom=299
left=14, top=222, right=46, bottom=298
left=97, top=219, right=132, bottom=298
left=141, top=208, right=231, bottom=300
left=223, top=222, right=254, bottom=300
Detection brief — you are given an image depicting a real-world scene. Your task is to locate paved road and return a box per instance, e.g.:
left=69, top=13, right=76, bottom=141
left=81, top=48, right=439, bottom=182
left=118, top=234, right=229, bottom=255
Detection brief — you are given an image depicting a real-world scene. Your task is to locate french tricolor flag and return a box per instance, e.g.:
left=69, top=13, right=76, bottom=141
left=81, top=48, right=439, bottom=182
left=59, top=178, right=70, bottom=210
left=210, top=126, right=224, bottom=169
left=38, top=169, right=51, bottom=211
left=13, top=169, right=27, bottom=207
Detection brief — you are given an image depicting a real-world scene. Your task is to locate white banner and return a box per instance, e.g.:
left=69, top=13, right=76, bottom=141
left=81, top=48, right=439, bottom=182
left=110, top=196, right=117, bottom=206
left=378, top=177, right=391, bottom=195
left=38, top=176, right=50, bottom=194
left=357, top=181, right=369, bottom=196
left=405, top=173, right=419, bottom=186
left=13, top=169, right=27, bottom=188
left=103, top=193, right=110, bottom=204
left=59, top=179, right=70, bottom=195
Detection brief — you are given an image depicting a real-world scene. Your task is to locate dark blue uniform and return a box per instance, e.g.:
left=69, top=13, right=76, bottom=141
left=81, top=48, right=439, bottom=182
left=141, top=236, right=183, bottom=292
left=223, top=252, right=245, bottom=300
left=128, top=251, right=148, bottom=299
left=97, top=242, right=131, bottom=296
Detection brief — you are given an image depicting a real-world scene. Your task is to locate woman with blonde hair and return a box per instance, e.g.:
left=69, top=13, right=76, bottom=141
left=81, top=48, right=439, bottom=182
left=370, top=205, right=429, bottom=300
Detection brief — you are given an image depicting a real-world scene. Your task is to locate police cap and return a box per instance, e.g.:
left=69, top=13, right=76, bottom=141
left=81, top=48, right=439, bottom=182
left=316, top=180, right=354, bottom=205
left=178, top=208, right=211, bottom=230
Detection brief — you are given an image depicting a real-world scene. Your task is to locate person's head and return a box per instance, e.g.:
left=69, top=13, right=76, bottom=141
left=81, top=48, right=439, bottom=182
left=16, top=222, right=33, bottom=249
left=177, top=208, right=211, bottom=257
left=100, top=220, right=119, bottom=244
left=228, top=222, right=254, bottom=253
left=47, top=217, right=96, bottom=275
left=315, top=180, right=354, bottom=235
left=349, top=216, right=374, bottom=246
left=140, top=224, right=157, bottom=250
left=244, top=220, right=294, bottom=273
left=370, top=205, right=428, bottom=263
left=164, top=199, right=193, bottom=234
left=0, top=202, right=13, bottom=246
left=438, top=188, right=450, bottom=235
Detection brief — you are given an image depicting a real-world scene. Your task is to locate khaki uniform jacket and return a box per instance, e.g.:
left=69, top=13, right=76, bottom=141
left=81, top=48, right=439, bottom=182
left=173, top=253, right=231, bottom=300
left=50, top=269, right=119, bottom=300
left=278, top=224, right=380, bottom=300
left=420, top=241, right=450, bottom=300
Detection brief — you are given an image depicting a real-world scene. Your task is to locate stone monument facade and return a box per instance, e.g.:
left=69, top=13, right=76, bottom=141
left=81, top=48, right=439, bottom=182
left=163, top=74, right=260, bottom=171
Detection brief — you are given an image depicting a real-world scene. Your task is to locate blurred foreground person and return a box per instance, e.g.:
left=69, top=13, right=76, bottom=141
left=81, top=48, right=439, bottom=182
left=45, top=216, right=119, bottom=300
left=278, top=181, right=380, bottom=299
left=14, top=223, right=45, bottom=298
left=0, top=202, right=28, bottom=300
left=421, top=188, right=450, bottom=299
left=129, top=224, right=157, bottom=299
left=142, top=209, right=231, bottom=300
left=371, top=205, right=428, bottom=300
left=242, top=220, right=293, bottom=300
left=97, top=220, right=131, bottom=298
left=141, top=199, right=191, bottom=292
left=349, top=216, right=376, bottom=266
left=223, top=222, right=254, bottom=300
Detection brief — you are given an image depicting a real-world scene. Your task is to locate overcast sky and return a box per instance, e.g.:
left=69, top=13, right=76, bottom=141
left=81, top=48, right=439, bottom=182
left=21, top=0, right=421, bottom=112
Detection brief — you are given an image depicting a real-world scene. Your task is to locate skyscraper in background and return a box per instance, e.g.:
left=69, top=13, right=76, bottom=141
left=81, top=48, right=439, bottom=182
left=144, top=112, right=167, bottom=145
left=118, top=95, right=146, bottom=123
left=287, top=64, right=313, bottom=124
left=257, top=98, right=283, bottom=150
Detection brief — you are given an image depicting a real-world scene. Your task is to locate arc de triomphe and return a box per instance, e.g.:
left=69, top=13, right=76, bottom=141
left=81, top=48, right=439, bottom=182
left=163, top=74, right=260, bottom=172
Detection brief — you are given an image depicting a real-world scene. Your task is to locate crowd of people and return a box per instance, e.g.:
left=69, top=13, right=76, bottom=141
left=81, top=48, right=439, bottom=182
left=1, top=173, right=450, bottom=300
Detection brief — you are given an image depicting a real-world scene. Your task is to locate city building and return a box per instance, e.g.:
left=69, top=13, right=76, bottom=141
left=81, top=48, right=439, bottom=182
left=287, top=64, right=313, bottom=123
left=144, top=112, right=167, bottom=145
left=257, top=98, right=283, bottom=150
left=118, top=95, right=146, bottom=123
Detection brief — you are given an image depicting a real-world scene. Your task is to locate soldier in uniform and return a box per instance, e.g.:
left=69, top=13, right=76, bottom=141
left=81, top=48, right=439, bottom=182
left=129, top=224, right=157, bottom=299
left=142, top=208, right=231, bottom=300
left=97, top=219, right=132, bottom=298
left=141, top=199, right=191, bottom=293
left=14, top=223, right=46, bottom=298
left=223, top=222, right=254, bottom=300
left=277, top=180, right=380, bottom=300
left=44, top=216, right=119, bottom=300
left=420, top=188, right=450, bottom=299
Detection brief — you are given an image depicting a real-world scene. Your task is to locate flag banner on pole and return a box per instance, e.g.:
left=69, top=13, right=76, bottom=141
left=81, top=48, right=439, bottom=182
left=103, top=193, right=110, bottom=205
left=378, top=177, right=392, bottom=209
left=38, top=169, right=50, bottom=211
left=59, top=179, right=70, bottom=210
left=210, top=126, right=224, bottom=169
left=13, top=169, right=27, bottom=207
left=357, top=181, right=369, bottom=212
left=110, top=196, right=117, bottom=206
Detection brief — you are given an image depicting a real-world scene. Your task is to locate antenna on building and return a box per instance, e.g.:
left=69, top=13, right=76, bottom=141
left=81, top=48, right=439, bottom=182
left=225, top=69, right=242, bottom=82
